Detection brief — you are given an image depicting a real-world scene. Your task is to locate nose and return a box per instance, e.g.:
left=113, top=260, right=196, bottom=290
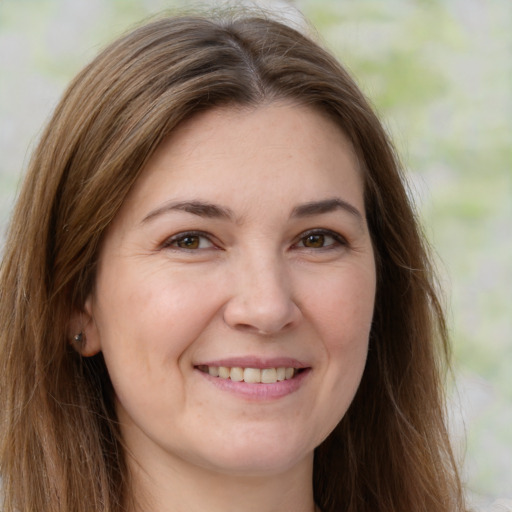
left=222, top=253, right=302, bottom=335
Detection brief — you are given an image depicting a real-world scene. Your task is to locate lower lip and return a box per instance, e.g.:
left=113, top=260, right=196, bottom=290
left=196, top=368, right=311, bottom=400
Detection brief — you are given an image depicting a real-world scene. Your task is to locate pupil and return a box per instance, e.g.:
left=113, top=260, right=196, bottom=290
left=178, top=236, right=199, bottom=249
left=305, top=234, right=324, bottom=248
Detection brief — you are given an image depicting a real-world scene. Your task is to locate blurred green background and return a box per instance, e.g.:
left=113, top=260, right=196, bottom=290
left=1, top=0, right=511, bottom=505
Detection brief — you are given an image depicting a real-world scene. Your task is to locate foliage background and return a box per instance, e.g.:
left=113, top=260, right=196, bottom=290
left=1, top=0, right=511, bottom=505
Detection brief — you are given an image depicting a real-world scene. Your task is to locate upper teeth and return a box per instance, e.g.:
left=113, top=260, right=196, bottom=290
left=202, top=366, right=296, bottom=384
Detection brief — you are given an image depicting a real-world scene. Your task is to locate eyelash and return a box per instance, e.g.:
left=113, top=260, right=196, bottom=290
left=161, top=229, right=347, bottom=252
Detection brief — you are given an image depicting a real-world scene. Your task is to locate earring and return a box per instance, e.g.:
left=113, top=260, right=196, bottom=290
left=73, top=332, right=84, bottom=343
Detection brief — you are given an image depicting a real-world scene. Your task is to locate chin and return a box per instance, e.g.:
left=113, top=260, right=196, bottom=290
left=187, top=431, right=316, bottom=477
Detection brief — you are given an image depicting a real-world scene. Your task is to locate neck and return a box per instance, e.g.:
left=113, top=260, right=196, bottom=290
left=125, top=450, right=317, bottom=512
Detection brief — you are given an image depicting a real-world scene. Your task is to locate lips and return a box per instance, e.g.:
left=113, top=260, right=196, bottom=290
left=195, top=360, right=310, bottom=400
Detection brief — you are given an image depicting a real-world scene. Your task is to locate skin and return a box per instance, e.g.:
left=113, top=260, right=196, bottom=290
left=79, top=102, right=376, bottom=512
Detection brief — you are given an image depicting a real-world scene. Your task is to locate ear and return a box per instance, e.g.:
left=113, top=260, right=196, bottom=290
left=69, top=295, right=102, bottom=357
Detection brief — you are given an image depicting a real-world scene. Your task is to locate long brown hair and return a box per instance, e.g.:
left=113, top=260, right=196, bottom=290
left=0, top=11, right=465, bottom=512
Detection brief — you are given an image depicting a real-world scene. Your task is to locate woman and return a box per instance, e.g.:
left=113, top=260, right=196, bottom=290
left=0, top=10, right=466, bottom=512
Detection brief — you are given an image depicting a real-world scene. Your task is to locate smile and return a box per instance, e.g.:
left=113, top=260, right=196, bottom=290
left=196, top=365, right=300, bottom=384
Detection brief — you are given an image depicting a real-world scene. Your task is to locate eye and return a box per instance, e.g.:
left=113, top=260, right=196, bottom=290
left=163, top=231, right=215, bottom=250
left=295, top=230, right=346, bottom=250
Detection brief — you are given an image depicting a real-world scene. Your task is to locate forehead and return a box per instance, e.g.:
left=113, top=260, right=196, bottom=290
left=118, top=102, right=364, bottom=224
left=158, top=102, right=358, bottom=165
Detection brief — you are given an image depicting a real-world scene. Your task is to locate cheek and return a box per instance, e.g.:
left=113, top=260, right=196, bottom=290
left=316, top=273, right=374, bottom=423
left=298, top=276, right=373, bottom=449
left=92, top=264, right=224, bottom=380
left=99, top=262, right=216, bottom=331
left=302, top=262, right=375, bottom=417
left=91, top=266, right=226, bottom=422
left=301, top=263, right=376, bottom=347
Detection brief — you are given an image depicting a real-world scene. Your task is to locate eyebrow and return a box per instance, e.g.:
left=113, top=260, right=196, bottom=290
left=291, top=198, right=364, bottom=224
left=141, top=200, right=234, bottom=224
left=141, top=197, right=364, bottom=225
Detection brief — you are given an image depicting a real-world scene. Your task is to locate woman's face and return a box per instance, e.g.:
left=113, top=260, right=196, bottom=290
left=82, top=103, right=376, bottom=477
